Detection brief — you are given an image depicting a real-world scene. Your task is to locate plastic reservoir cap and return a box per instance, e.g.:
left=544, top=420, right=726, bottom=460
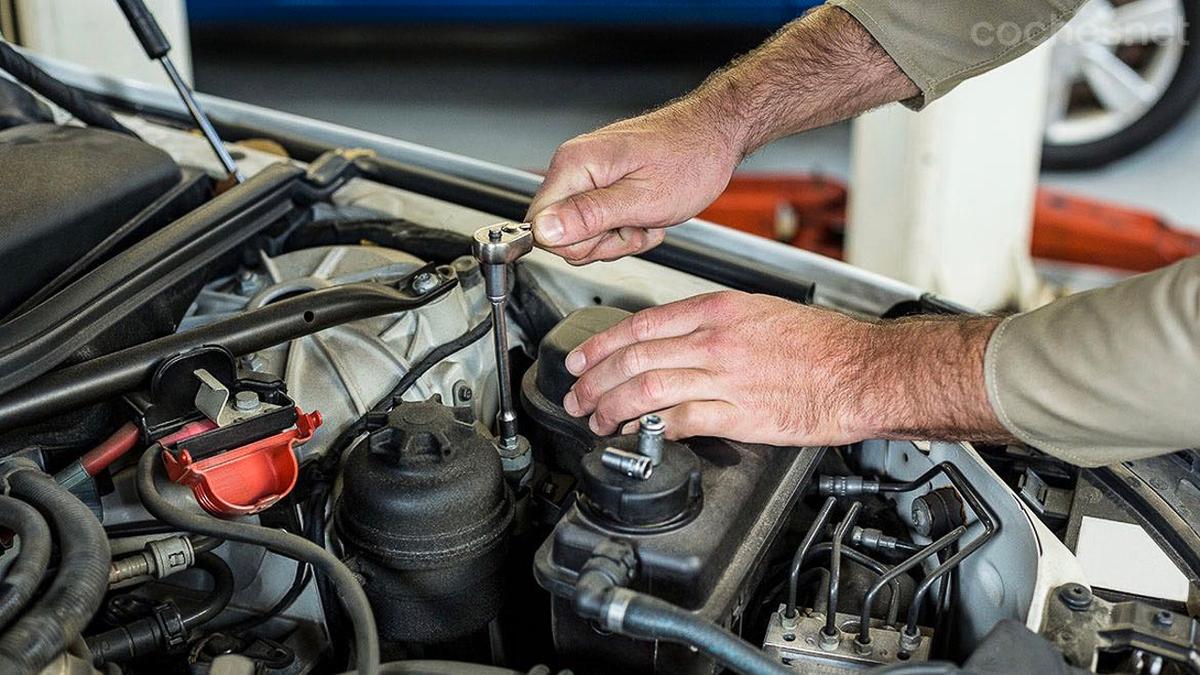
left=579, top=434, right=703, bottom=530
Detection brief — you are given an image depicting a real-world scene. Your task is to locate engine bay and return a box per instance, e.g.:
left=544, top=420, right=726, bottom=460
left=0, top=54, right=1198, bottom=675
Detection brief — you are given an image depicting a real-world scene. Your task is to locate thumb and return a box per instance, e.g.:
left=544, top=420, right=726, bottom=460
left=532, top=181, right=649, bottom=248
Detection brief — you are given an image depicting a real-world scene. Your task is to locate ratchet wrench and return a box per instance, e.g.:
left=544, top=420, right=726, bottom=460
left=472, top=222, right=534, bottom=454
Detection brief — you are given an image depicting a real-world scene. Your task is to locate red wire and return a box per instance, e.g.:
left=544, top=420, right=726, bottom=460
left=79, top=422, right=141, bottom=476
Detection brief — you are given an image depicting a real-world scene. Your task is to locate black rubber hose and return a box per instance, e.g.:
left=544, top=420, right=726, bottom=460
left=135, top=448, right=379, bottom=674
left=617, top=591, right=789, bottom=675
left=180, top=553, right=235, bottom=628
left=0, top=39, right=138, bottom=137
left=0, top=495, right=52, bottom=631
left=0, top=462, right=111, bottom=673
left=373, top=662, right=523, bottom=675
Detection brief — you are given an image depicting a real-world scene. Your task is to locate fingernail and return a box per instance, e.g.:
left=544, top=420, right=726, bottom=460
left=588, top=416, right=601, bottom=434
left=565, top=350, right=586, bottom=375
left=535, top=213, right=564, bottom=245
left=563, top=390, right=580, bottom=416
left=620, top=421, right=637, bottom=435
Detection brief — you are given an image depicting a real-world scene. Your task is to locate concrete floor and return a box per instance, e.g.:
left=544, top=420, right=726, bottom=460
left=192, top=26, right=1197, bottom=227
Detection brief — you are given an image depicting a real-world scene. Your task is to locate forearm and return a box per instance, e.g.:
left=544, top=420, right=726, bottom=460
left=675, top=6, right=918, bottom=157
left=845, top=316, right=1013, bottom=444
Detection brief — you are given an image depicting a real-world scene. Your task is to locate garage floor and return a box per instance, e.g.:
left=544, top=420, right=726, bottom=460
left=192, top=26, right=1199, bottom=228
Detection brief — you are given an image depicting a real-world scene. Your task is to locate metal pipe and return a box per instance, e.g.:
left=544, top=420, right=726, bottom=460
left=824, top=502, right=862, bottom=637
left=786, top=496, right=837, bottom=619
left=802, top=544, right=902, bottom=626
left=856, top=525, right=966, bottom=647
left=900, top=464, right=1000, bottom=638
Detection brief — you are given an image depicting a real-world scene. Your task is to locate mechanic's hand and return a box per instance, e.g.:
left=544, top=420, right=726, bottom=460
left=560, top=291, right=878, bottom=446
left=526, top=101, right=743, bottom=265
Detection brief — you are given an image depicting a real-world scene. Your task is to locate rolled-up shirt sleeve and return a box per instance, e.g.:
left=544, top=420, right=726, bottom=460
left=984, top=257, right=1200, bottom=467
left=825, top=0, right=1088, bottom=108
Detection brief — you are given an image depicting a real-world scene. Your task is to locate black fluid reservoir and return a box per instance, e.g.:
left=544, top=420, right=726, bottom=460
left=521, top=306, right=630, bottom=473
left=335, top=399, right=513, bottom=647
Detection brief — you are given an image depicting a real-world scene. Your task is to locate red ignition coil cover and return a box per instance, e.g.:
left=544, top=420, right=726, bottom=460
left=162, top=408, right=321, bottom=517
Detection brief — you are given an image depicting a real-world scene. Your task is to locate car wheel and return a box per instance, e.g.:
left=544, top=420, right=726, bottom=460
left=1041, top=0, right=1200, bottom=170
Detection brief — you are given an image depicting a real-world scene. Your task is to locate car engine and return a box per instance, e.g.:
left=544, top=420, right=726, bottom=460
left=0, top=46, right=1198, bottom=675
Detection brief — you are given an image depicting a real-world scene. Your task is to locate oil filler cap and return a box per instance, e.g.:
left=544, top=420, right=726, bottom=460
left=579, top=434, right=702, bottom=531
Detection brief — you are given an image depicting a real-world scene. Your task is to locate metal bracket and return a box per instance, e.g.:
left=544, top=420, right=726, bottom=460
left=1042, top=583, right=1200, bottom=670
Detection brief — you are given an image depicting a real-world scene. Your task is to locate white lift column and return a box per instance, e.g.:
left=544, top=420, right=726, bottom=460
left=844, top=42, right=1053, bottom=311
left=4, top=0, right=191, bottom=86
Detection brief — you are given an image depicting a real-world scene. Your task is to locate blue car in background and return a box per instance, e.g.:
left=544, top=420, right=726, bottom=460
left=187, top=0, right=822, bottom=26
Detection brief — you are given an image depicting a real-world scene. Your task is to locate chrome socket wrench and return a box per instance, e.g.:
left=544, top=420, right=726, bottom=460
left=471, top=222, right=534, bottom=455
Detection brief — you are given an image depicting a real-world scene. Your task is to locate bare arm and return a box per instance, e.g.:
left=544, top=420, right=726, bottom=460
left=689, top=6, right=918, bottom=159
left=526, top=6, right=916, bottom=264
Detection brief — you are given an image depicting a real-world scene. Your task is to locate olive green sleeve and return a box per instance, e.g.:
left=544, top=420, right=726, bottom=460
left=825, top=0, right=1088, bottom=108
left=984, top=257, right=1200, bottom=467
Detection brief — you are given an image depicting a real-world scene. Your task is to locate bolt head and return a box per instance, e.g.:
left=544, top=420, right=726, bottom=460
left=640, top=413, right=665, bottom=432
left=411, top=272, right=439, bottom=294
left=1155, top=609, right=1174, bottom=627
left=817, top=627, right=841, bottom=652
left=1059, top=583, right=1093, bottom=611
left=234, top=390, right=261, bottom=411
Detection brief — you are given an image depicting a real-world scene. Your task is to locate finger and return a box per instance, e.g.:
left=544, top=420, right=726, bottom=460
left=566, top=296, right=716, bottom=376
left=532, top=179, right=654, bottom=248
left=547, top=228, right=647, bottom=266
left=527, top=151, right=600, bottom=223
left=566, top=334, right=708, bottom=415
left=584, top=227, right=656, bottom=264
left=590, top=226, right=667, bottom=263
left=588, top=368, right=718, bottom=434
left=652, top=400, right=742, bottom=440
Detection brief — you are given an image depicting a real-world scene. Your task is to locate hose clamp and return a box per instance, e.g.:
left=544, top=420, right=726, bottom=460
left=605, top=588, right=636, bottom=633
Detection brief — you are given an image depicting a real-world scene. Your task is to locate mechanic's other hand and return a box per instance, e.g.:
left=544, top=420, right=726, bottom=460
left=526, top=102, right=743, bottom=265
left=560, top=291, right=878, bottom=446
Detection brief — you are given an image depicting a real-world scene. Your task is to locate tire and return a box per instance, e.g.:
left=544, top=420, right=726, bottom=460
left=1042, top=0, right=1200, bottom=170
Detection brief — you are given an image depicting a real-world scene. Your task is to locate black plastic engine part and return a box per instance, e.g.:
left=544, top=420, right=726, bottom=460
left=521, top=306, right=629, bottom=474
left=10, top=168, right=213, bottom=319
left=0, top=162, right=303, bottom=398
left=0, top=124, right=180, bottom=319
left=335, top=399, right=513, bottom=651
left=0, top=40, right=136, bottom=137
left=124, top=344, right=297, bottom=452
left=578, top=436, right=702, bottom=531
left=527, top=309, right=824, bottom=673
left=912, top=486, right=967, bottom=539
left=0, top=76, right=51, bottom=130
left=0, top=265, right=454, bottom=432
